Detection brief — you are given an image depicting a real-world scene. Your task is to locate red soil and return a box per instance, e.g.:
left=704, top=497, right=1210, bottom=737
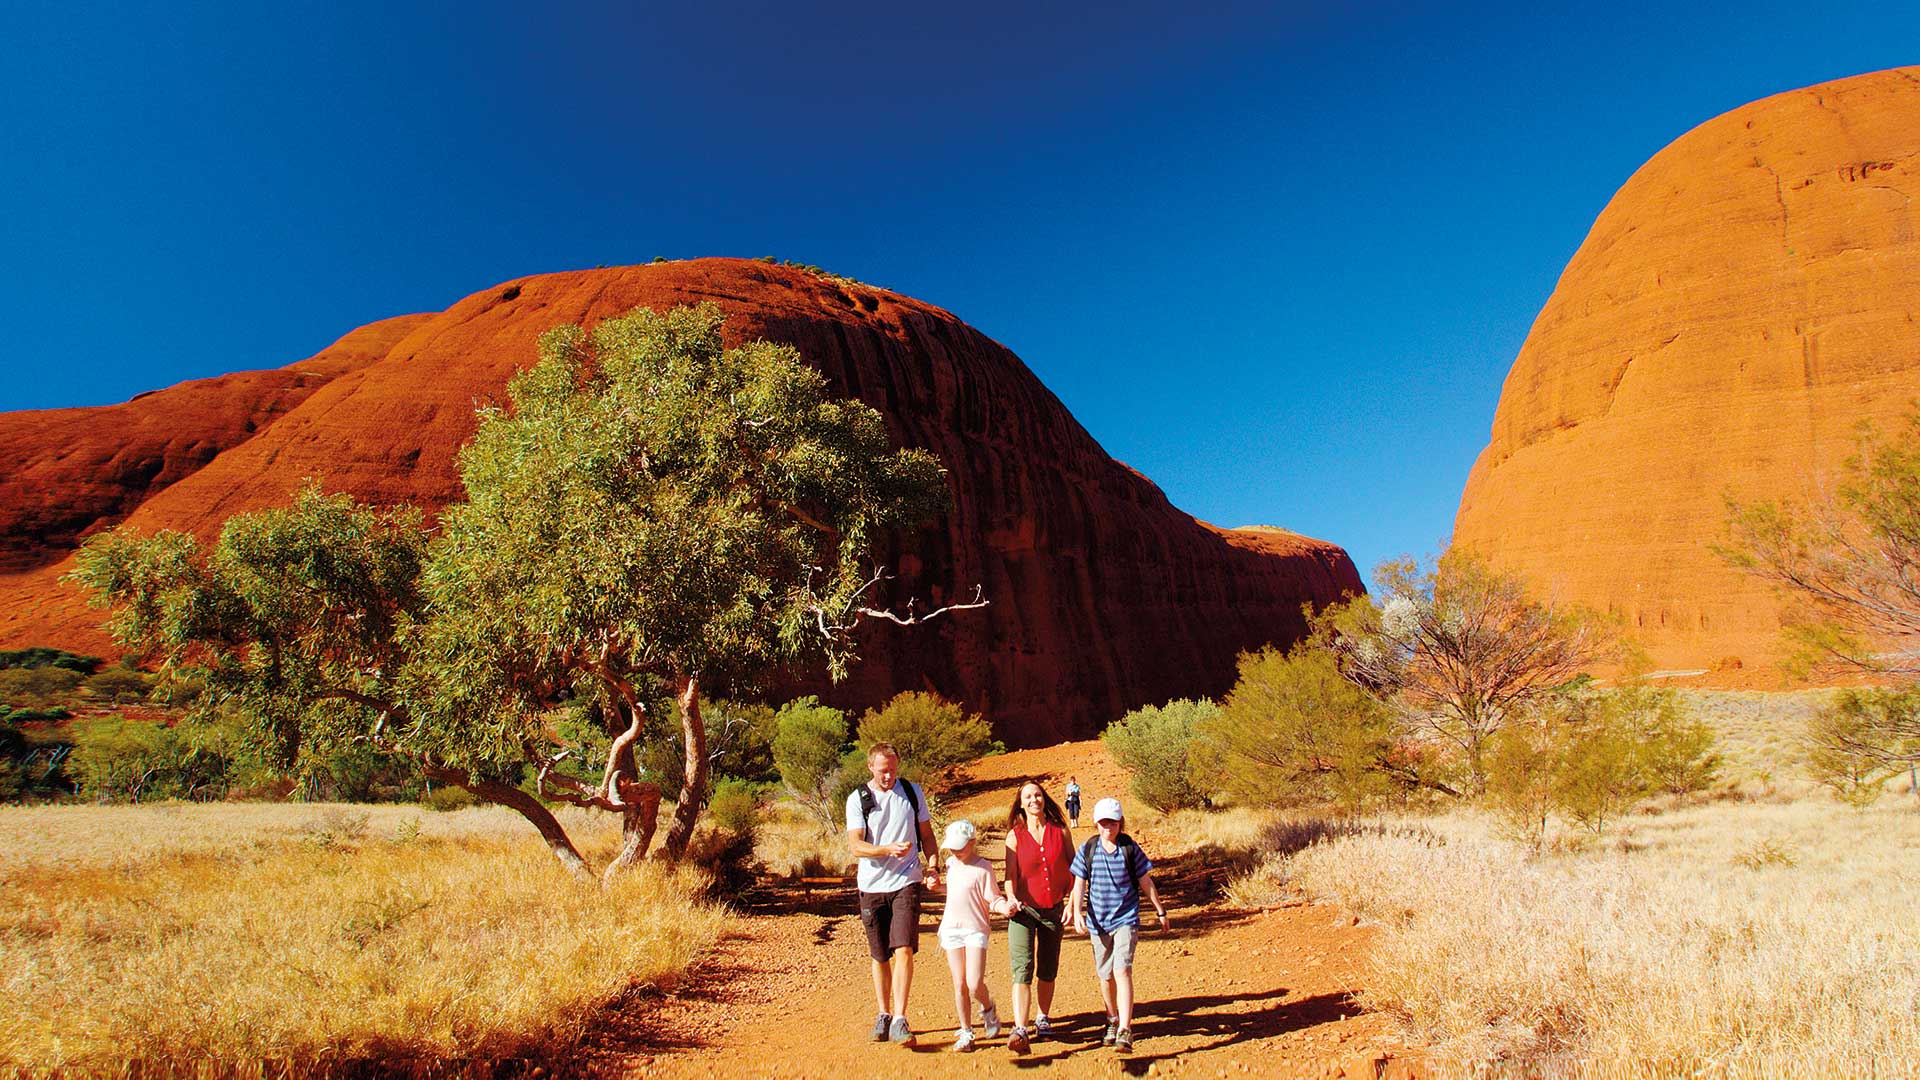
left=585, top=740, right=1423, bottom=1080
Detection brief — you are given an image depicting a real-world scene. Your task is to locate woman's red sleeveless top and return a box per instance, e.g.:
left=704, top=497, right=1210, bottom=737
left=1007, top=820, right=1072, bottom=908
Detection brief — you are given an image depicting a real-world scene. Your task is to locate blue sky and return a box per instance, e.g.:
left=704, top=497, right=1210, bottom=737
left=4, top=1, right=1915, bottom=585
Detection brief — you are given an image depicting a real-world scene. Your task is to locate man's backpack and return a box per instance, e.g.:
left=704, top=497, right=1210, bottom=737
left=857, top=779, right=923, bottom=855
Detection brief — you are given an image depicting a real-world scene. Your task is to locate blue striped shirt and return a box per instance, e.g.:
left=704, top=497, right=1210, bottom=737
left=1070, top=834, right=1153, bottom=933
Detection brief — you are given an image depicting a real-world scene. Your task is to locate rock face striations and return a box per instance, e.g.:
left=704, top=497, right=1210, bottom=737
left=1454, top=67, right=1920, bottom=672
left=0, top=259, right=1360, bottom=742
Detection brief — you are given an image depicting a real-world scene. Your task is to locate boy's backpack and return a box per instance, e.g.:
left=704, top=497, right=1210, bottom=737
left=1077, top=833, right=1145, bottom=887
left=857, top=778, right=923, bottom=855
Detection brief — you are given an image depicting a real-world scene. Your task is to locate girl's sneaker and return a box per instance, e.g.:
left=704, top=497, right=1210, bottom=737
left=981, top=1005, right=1001, bottom=1038
left=953, top=1028, right=976, bottom=1053
left=1102, top=1018, right=1119, bottom=1046
left=1116, top=1027, right=1135, bottom=1052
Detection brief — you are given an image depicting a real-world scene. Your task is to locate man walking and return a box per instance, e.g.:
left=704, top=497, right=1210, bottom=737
left=847, top=742, right=940, bottom=1045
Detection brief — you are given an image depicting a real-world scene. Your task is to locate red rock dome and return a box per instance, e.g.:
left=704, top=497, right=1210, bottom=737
left=1454, top=67, right=1920, bottom=674
left=0, top=259, right=1360, bottom=741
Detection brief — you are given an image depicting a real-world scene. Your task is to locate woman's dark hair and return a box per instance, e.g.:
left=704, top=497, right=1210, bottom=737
left=1006, top=779, right=1068, bottom=832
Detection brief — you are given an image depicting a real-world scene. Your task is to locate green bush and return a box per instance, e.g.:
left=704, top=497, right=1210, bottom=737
left=1805, top=688, right=1919, bottom=806
left=854, top=691, right=996, bottom=777
left=704, top=776, right=763, bottom=838
left=1193, top=645, right=1401, bottom=811
left=67, top=716, right=229, bottom=802
left=0, top=647, right=100, bottom=673
left=84, top=665, right=152, bottom=704
left=422, top=784, right=479, bottom=812
left=0, top=666, right=85, bottom=709
left=772, top=696, right=851, bottom=825
left=1103, top=698, right=1215, bottom=812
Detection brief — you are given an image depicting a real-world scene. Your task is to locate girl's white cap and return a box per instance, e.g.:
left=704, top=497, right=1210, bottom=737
left=942, top=819, right=977, bottom=849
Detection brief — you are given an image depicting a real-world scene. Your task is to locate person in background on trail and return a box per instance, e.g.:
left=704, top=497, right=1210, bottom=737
left=846, top=742, right=939, bottom=1046
left=1000, top=779, right=1073, bottom=1055
left=937, top=819, right=1012, bottom=1052
left=1064, top=777, right=1082, bottom=828
left=1067, top=797, right=1168, bottom=1054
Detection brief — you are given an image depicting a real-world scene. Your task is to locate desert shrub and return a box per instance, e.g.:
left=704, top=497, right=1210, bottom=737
left=1483, top=723, right=1561, bottom=850
left=422, top=783, right=480, bottom=812
left=67, top=716, right=230, bottom=802
left=1805, top=688, right=1920, bottom=806
left=1194, top=645, right=1402, bottom=810
left=0, top=666, right=85, bottom=709
left=772, top=696, right=851, bottom=824
left=634, top=697, right=783, bottom=794
left=1104, top=698, right=1215, bottom=812
left=83, top=664, right=152, bottom=704
left=854, top=691, right=997, bottom=776
left=0, top=647, right=99, bottom=673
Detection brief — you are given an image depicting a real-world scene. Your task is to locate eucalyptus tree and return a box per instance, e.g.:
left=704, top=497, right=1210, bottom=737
left=72, top=302, right=977, bottom=877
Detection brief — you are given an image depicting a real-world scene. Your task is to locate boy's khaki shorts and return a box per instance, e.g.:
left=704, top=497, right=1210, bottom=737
left=1091, top=924, right=1138, bottom=979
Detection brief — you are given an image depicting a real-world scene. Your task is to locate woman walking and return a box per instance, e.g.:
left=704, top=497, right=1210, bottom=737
left=1000, top=780, right=1073, bottom=1055
left=1064, top=777, right=1082, bottom=828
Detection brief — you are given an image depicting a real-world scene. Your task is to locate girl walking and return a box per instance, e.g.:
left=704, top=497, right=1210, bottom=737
left=1001, top=780, right=1073, bottom=1055
left=937, top=819, right=1010, bottom=1051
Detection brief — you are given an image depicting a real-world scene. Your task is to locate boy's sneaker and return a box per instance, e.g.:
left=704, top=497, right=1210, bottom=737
left=1102, top=1018, right=1119, bottom=1047
left=889, top=1016, right=915, bottom=1045
left=1116, top=1027, right=1134, bottom=1052
left=1007, top=1027, right=1030, bottom=1055
left=952, top=1028, right=976, bottom=1053
left=870, top=1012, right=891, bottom=1042
left=1033, top=1014, right=1052, bottom=1039
left=981, top=1005, right=1001, bottom=1039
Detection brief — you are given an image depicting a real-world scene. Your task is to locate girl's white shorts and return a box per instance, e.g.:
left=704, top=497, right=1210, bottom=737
left=939, top=927, right=989, bottom=951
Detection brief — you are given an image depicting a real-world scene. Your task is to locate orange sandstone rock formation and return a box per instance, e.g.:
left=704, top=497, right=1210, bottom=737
left=0, top=260, right=1359, bottom=741
left=1454, top=67, right=1920, bottom=674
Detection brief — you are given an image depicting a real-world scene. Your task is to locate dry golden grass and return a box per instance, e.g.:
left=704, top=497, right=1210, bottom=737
left=0, top=802, right=727, bottom=1074
left=753, top=800, right=855, bottom=877
left=1260, top=800, right=1920, bottom=1078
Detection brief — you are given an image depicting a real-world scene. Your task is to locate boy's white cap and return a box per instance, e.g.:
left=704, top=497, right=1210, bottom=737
left=1092, top=797, right=1125, bottom=822
left=942, top=819, right=977, bottom=849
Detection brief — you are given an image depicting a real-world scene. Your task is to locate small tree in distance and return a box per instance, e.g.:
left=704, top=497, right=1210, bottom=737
left=72, top=303, right=983, bottom=878
left=1325, top=550, right=1614, bottom=789
left=854, top=691, right=997, bottom=778
left=772, top=696, right=851, bottom=826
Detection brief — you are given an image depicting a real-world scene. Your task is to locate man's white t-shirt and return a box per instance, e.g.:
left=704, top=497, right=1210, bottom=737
left=845, top=780, right=930, bottom=894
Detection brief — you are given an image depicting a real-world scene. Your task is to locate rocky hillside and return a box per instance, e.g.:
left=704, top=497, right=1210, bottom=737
left=1455, top=67, right=1920, bottom=673
left=0, top=259, right=1360, bottom=741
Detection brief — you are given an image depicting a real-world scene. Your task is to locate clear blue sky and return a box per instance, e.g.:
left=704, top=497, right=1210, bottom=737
left=4, top=2, right=1915, bottom=585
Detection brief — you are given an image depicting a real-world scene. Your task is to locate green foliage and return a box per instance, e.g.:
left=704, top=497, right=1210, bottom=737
left=0, top=647, right=100, bottom=673
left=0, top=666, right=85, bottom=709
left=1483, top=723, right=1560, bottom=850
left=1194, top=645, right=1403, bottom=811
left=67, top=716, right=230, bottom=802
left=69, top=303, right=954, bottom=866
left=704, top=776, right=763, bottom=837
left=422, top=783, right=479, bottom=812
left=1103, top=698, right=1215, bottom=813
left=855, top=691, right=996, bottom=777
left=1804, top=688, right=1920, bottom=806
left=772, top=696, right=851, bottom=824
left=84, top=664, right=153, bottom=704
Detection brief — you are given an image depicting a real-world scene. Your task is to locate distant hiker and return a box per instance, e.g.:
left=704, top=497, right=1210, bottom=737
left=937, top=819, right=1011, bottom=1052
left=847, top=742, right=939, bottom=1046
left=1067, top=798, right=1168, bottom=1054
left=1000, top=779, right=1073, bottom=1055
left=1065, top=777, right=1082, bottom=827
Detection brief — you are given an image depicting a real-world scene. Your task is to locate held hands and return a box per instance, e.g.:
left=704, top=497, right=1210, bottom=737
left=988, top=895, right=1014, bottom=918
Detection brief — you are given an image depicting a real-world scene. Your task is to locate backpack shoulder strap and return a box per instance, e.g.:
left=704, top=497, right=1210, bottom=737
left=857, top=784, right=877, bottom=843
left=899, top=780, right=922, bottom=854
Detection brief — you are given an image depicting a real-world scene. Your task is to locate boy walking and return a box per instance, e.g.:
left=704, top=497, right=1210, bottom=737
left=847, top=743, right=940, bottom=1046
left=1067, top=798, right=1167, bottom=1053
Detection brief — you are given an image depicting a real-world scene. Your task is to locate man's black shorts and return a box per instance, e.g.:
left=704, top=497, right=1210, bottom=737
left=858, top=884, right=920, bottom=961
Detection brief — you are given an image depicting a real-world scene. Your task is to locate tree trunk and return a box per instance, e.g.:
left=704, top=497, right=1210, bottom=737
left=603, top=780, right=664, bottom=886
left=657, top=674, right=707, bottom=861
left=422, top=763, right=593, bottom=880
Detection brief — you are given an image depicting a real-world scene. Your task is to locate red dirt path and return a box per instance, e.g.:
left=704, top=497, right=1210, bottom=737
left=579, top=742, right=1424, bottom=1079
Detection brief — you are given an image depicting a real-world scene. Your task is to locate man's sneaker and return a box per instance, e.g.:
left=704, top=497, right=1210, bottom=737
left=981, top=1005, right=1001, bottom=1039
left=1116, top=1027, right=1134, bottom=1052
left=889, top=1016, right=915, bottom=1045
left=870, top=1012, right=891, bottom=1042
left=1102, top=1018, right=1119, bottom=1047
left=952, top=1027, right=976, bottom=1053
left=1007, top=1027, right=1030, bottom=1055
left=1033, top=1014, right=1052, bottom=1039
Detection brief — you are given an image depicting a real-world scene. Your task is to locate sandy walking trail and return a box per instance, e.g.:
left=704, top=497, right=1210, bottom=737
left=579, top=743, right=1425, bottom=1080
